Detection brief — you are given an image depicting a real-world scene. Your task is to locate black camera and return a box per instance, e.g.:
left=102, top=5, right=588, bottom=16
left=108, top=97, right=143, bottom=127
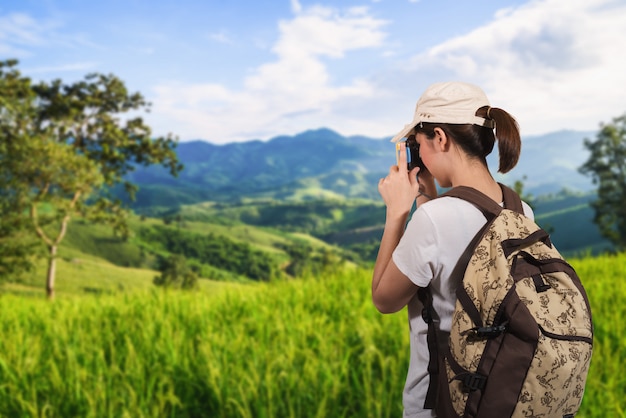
left=406, top=135, right=426, bottom=171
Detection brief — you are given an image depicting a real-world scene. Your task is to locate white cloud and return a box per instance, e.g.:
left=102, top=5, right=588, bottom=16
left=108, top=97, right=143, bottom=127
left=313, top=0, right=626, bottom=140
left=0, top=12, right=100, bottom=58
left=274, top=5, right=385, bottom=58
left=0, top=11, right=101, bottom=82
left=0, top=13, right=52, bottom=56
left=3, top=0, right=602, bottom=146
left=0, top=13, right=47, bottom=44
left=150, top=4, right=388, bottom=142
left=407, top=0, right=626, bottom=135
left=151, top=0, right=626, bottom=143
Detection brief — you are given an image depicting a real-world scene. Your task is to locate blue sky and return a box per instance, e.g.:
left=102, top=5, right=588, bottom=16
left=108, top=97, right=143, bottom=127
left=2, top=0, right=626, bottom=144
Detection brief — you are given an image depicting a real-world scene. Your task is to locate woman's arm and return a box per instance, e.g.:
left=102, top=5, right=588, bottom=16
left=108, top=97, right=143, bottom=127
left=371, top=144, right=435, bottom=313
left=371, top=208, right=417, bottom=313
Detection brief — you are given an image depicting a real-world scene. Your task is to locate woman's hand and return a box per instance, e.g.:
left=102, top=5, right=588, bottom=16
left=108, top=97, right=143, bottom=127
left=378, top=143, right=421, bottom=220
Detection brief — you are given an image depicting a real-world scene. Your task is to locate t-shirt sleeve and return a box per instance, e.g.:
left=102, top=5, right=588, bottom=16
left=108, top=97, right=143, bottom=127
left=392, top=207, right=438, bottom=288
left=522, top=200, right=534, bottom=221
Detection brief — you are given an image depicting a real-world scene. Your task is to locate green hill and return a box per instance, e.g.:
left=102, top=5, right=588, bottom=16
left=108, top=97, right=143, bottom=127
left=7, top=186, right=612, bottom=299
left=8, top=209, right=356, bottom=297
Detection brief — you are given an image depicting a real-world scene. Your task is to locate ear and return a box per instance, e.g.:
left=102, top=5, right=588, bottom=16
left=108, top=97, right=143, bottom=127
left=433, top=127, right=450, bottom=151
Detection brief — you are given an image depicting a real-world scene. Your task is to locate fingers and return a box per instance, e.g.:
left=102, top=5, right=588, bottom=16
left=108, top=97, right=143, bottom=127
left=396, top=142, right=408, bottom=173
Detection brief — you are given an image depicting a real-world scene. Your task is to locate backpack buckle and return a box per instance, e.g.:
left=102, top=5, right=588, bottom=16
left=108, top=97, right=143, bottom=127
left=463, top=322, right=508, bottom=339
left=475, top=323, right=507, bottom=338
left=461, top=373, right=487, bottom=391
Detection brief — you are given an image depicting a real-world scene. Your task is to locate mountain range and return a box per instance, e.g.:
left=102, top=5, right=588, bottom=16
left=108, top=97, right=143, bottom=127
left=125, top=127, right=598, bottom=210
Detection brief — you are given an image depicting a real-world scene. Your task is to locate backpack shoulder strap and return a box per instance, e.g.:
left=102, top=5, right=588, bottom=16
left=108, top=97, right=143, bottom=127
left=441, top=183, right=524, bottom=218
left=500, top=183, right=524, bottom=214
left=416, top=287, right=440, bottom=410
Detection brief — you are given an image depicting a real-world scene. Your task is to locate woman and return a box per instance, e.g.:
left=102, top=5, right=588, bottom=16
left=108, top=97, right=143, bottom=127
left=371, top=81, right=534, bottom=418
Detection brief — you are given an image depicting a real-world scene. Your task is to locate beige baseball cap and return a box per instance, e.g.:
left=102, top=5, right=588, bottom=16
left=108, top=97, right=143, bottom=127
left=391, top=81, right=495, bottom=143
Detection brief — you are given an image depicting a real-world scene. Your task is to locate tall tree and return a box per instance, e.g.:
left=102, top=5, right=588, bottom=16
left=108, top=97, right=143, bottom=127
left=0, top=60, right=182, bottom=298
left=0, top=60, right=43, bottom=282
left=579, top=113, right=626, bottom=250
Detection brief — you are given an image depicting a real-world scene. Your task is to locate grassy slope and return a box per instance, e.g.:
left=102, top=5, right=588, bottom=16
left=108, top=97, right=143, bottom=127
left=6, top=250, right=244, bottom=299
left=6, top=210, right=341, bottom=297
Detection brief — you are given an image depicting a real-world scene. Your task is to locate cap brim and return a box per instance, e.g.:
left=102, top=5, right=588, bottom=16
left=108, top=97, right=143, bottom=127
left=390, top=122, right=417, bottom=143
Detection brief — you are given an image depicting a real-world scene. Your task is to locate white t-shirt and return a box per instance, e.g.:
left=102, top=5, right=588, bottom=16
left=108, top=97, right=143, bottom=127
left=392, top=196, right=534, bottom=418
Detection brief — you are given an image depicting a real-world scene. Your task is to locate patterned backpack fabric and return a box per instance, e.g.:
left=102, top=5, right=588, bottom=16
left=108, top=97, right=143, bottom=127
left=418, top=184, right=594, bottom=418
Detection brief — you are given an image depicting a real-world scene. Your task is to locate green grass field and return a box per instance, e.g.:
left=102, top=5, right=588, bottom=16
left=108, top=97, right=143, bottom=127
left=0, top=253, right=623, bottom=417
left=569, top=253, right=626, bottom=417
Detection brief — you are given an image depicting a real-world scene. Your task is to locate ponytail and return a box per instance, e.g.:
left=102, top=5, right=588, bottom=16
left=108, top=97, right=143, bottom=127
left=477, top=106, right=521, bottom=173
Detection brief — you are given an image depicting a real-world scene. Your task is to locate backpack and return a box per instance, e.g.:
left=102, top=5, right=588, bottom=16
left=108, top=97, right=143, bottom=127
left=418, top=184, right=594, bottom=418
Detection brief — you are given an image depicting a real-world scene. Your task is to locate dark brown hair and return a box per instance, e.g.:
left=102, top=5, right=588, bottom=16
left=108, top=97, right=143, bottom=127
left=414, top=106, right=521, bottom=173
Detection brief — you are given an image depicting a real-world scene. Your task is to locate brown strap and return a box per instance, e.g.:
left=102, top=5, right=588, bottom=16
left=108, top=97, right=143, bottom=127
left=441, top=183, right=524, bottom=218
left=442, top=187, right=501, bottom=220
left=417, top=287, right=439, bottom=410
left=451, top=219, right=495, bottom=328
left=500, top=183, right=524, bottom=214
left=501, top=229, right=551, bottom=258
